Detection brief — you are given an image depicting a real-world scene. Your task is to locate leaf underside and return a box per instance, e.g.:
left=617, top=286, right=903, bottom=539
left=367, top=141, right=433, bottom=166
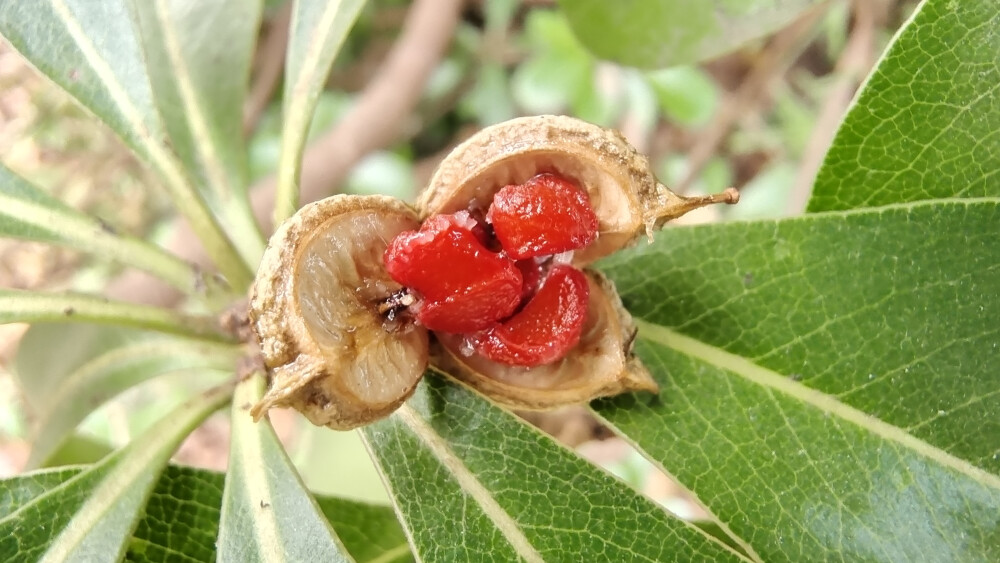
left=0, top=387, right=229, bottom=562
left=0, top=465, right=410, bottom=563
left=218, top=378, right=353, bottom=562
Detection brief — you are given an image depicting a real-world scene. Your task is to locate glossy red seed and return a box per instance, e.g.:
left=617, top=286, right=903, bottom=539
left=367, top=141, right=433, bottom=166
left=487, top=173, right=599, bottom=260
left=384, top=211, right=522, bottom=333
left=471, top=265, right=589, bottom=366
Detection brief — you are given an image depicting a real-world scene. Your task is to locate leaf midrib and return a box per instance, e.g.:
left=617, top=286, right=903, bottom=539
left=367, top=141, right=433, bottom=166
left=231, top=405, right=289, bottom=562
left=46, top=0, right=253, bottom=288
left=634, top=320, right=1000, bottom=490
left=151, top=0, right=236, bottom=201
left=393, top=404, right=544, bottom=563
left=364, top=542, right=412, bottom=563
left=0, top=388, right=229, bottom=561
left=27, top=340, right=236, bottom=467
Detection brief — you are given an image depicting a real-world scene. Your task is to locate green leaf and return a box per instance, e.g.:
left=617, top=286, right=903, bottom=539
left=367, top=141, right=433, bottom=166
left=596, top=199, right=1000, bottom=560
left=0, top=163, right=212, bottom=296
left=0, top=468, right=77, bottom=516
left=0, top=289, right=232, bottom=342
left=42, top=436, right=115, bottom=468
left=510, top=10, right=592, bottom=115
left=15, top=325, right=134, bottom=408
left=2, top=464, right=409, bottom=563
left=126, top=464, right=227, bottom=563
left=25, top=337, right=238, bottom=468
left=361, top=373, right=746, bottom=562
left=0, top=384, right=230, bottom=562
left=126, top=0, right=265, bottom=264
left=218, top=377, right=353, bottom=562
left=558, top=0, right=823, bottom=68
left=645, top=66, right=719, bottom=127
left=461, top=63, right=518, bottom=126
left=809, top=0, right=1000, bottom=211
left=0, top=0, right=253, bottom=290
left=510, top=53, right=587, bottom=114
left=314, top=495, right=413, bottom=563
left=137, top=465, right=408, bottom=563
left=291, top=414, right=391, bottom=505
left=273, top=0, right=366, bottom=225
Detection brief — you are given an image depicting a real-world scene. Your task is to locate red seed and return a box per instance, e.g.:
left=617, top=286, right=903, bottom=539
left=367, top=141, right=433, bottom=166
left=384, top=211, right=522, bottom=332
left=471, top=265, right=589, bottom=366
left=487, top=173, right=599, bottom=260
left=515, top=259, right=545, bottom=302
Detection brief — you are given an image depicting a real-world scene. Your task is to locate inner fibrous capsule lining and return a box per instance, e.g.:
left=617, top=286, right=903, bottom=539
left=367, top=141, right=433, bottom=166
left=295, top=210, right=426, bottom=404
left=440, top=150, right=635, bottom=232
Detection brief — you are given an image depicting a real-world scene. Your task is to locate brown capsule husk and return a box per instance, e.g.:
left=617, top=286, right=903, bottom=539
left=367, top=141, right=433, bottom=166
left=433, top=270, right=657, bottom=410
left=251, top=116, right=736, bottom=428
left=249, top=195, right=428, bottom=430
left=419, top=114, right=738, bottom=266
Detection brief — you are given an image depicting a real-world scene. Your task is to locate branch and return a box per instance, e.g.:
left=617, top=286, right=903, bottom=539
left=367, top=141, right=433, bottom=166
left=676, top=4, right=828, bottom=193
left=251, top=0, right=464, bottom=231
left=243, top=3, right=292, bottom=136
left=786, top=0, right=886, bottom=214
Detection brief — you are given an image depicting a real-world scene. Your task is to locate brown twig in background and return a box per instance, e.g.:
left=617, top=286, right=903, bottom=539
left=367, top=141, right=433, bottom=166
left=107, top=0, right=465, bottom=307
left=242, top=3, right=292, bottom=136
left=250, top=0, right=465, bottom=233
left=787, top=0, right=888, bottom=214
left=676, top=4, right=830, bottom=194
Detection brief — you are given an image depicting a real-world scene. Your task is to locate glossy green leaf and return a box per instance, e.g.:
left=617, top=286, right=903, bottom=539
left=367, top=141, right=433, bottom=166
left=595, top=199, right=1000, bottom=560
left=0, top=163, right=211, bottom=295
left=25, top=337, right=238, bottom=468
left=218, top=377, right=352, bottom=562
left=0, top=289, right=231, bottom=342
left=558, top=0, right=823, bottom=68
left=0, top=384, right=230, bottom=562
left=273, top=0, right=366, bottom=225
left=0, top=0, right=253, bottom=289
left=361, top=374, right=746, bottom=562
left=2, top=464, right=409, bottom=563
left=126, top=0, right=265, bottom=264
left=809, top=0, right=1000, bottom=211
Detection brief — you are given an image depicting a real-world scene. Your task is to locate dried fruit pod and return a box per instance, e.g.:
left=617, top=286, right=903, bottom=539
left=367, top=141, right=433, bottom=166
left=434, top=270, right=657, bottom=410
left=249, top=195, right=428, bottom=430
left=250, top=116, right=737, bottom=428
left=419, top=114, right=738, bottom=265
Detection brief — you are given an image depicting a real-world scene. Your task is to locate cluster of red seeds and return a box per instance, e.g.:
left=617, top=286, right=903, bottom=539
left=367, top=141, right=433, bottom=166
left=384, top=173, right=599, bottom=367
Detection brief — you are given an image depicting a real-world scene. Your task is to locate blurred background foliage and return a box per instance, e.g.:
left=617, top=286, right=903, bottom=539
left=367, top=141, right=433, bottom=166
left=0, top=0, right=916, bottom=506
